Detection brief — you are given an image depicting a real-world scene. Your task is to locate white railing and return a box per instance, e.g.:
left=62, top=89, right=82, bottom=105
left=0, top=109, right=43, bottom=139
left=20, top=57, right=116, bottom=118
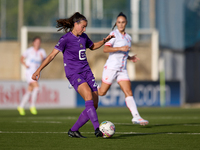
left=21, top=26, right=159, bottom=81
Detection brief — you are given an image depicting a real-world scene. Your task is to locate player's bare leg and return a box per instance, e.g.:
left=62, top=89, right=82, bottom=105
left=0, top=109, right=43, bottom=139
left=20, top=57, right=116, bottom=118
left=98, top=82, right=111, bottom=96
left=92, top=91, right=99, bottom=109
left=118, top=80, right=149, bottom=126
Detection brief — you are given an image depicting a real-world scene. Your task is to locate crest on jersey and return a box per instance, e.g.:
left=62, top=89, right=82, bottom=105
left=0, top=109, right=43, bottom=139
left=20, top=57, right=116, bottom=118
left=80, top=43, right=83, bottom=48
left=77, top=78, right=82, bottom=82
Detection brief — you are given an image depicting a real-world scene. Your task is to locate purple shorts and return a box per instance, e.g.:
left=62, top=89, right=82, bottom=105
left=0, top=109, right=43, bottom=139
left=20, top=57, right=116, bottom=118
left=67, top=69, right=97, bottom=92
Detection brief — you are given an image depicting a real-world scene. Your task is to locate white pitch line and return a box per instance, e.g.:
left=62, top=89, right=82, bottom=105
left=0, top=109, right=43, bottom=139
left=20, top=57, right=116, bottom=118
left=0, top=131, right=67, bottom=134
left=14, top=121, right=200, bottom=126
left=114, top=123, right=133, bottom=125
left=15, top=121, right=62, bottom=124
left=15, top=121, right=26, bottom=123
left=32, top=121, right=62, bottom=124
left=28, top=117, right=76, bottom=120
left=184, top=124, right=200, bottom=126
left=0, top=131, right=200, bottom=135
left=16, top=116, right=200, bottom=120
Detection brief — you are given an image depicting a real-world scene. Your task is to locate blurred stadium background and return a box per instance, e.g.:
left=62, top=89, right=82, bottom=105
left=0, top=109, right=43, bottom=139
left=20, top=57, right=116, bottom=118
left=0, top=0, right=200, bottom=109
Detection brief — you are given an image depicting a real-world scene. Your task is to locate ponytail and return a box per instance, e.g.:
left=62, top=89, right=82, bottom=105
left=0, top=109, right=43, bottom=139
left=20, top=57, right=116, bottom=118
left=112, top=23, right=116, bottom=31
left=56, top=12, right=87, bottom=33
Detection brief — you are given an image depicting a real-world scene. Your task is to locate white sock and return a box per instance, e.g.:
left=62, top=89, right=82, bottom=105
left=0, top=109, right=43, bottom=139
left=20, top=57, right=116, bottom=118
left=125, top=96, right=141, bottom=118
left=19, top=91, right=31, bottom=108
left=30, top=87, right=39, bottom=107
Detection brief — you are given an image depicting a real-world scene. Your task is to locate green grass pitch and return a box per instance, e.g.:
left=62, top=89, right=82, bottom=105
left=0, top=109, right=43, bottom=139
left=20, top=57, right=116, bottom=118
left=0, top=107, right=200, bottom=150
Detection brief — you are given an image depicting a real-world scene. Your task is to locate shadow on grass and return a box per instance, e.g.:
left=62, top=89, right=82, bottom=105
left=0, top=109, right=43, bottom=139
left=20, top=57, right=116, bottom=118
left=119, top=123, right=200, bottom=128
left=114, top=131, right=191, bottom=139
left=111, top=123, right=200, bottom=139
left=143, top=123, right=200, bottom=128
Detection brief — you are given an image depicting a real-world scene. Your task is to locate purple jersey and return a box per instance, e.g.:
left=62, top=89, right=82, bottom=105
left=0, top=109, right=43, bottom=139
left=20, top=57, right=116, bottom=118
left=55, top=32, right=93, bottom=77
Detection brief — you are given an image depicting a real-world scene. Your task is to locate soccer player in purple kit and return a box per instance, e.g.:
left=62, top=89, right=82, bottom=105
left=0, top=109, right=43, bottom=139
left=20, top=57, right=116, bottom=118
left=32, top=12, right=114, bottom=138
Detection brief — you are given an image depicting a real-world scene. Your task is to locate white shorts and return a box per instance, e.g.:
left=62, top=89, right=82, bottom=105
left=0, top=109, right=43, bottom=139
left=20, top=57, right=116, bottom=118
left=25, top=70, right=37, bottom=84
left=102, top=68, right=130, bottom=85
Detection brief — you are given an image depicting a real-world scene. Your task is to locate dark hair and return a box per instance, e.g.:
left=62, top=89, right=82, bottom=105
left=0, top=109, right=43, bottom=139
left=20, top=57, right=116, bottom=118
left=32, top=36, right=41, bottom=42
left=112, top=12, right=127, bottom=30
left=56, top=12, right=87, bottom=33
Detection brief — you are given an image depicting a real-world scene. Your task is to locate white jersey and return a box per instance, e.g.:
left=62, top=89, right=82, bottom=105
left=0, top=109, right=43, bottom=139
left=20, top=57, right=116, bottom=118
left=22, top=46, right=46, bottom=75
left=104, top=29, right=132, bottom=71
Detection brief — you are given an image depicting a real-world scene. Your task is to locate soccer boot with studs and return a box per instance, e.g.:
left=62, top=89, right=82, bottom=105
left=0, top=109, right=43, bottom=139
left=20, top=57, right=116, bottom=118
left=132, top=117, right=149, bottom=126
left=30, top=106, right=37, bottom=115
left=68, top=129, right=86, bottom=138
left=95, top=128, right=103, bottom=137
left=17, top=107, right=25, bottom=116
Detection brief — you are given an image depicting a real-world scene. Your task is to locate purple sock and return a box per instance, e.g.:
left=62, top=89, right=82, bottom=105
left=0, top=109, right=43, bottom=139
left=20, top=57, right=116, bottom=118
left=71, top=109, right=89, bottom=131
left=85, top=100, right=100, bottom=130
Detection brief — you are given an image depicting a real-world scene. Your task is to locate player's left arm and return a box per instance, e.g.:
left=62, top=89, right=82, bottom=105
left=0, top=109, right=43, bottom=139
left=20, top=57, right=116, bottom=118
left=90, top=35, right=115, bottom=50
left=128, top=54, right=140, bottom=63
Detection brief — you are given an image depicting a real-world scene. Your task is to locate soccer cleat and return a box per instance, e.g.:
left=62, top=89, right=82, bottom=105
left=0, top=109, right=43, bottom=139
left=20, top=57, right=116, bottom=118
left=17, top=107, right=25, bottom=116
left=132, top=117, right=149, bottom=126
left=95, top=128, right=103, bottom=137
left=30, top=107, right=37, bottom=115
left=68, top=129, right=86, bottom=138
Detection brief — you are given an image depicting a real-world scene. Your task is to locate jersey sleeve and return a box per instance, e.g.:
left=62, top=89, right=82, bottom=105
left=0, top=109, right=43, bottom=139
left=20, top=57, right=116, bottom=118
left=85, top=34, right=94, bottom=48
left=22, top=51, right=27, bottom=57
left=105, top=31, right=116, bottom=47
left=54, top=37, right=66, bottom=52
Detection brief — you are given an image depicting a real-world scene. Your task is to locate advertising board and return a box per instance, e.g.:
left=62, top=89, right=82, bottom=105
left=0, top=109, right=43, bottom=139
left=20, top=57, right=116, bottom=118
left=77, top=81, right=180, bottom=107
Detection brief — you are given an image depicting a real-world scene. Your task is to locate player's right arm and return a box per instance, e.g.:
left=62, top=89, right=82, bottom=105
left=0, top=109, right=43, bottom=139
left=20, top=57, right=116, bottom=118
left=32, top=48, right=60, bottom=81
left=103, top=31, right=130, bottom=53
left=103, top=45, right=130, bottom=53
left=20, top=56, right=29, bottom=68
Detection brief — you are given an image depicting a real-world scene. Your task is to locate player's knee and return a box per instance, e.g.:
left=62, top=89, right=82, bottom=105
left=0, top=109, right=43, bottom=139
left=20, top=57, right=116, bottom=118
left=98, top=91, right=106, bottom=96
left=83, top=92, right=93, bottom=100
left=98, top=89, right=107, bottom=96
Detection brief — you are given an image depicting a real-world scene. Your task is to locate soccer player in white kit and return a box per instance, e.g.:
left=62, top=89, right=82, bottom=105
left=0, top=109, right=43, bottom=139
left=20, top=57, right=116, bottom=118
left=18, top=37, right=46, bottom=115
left=98, top=12, right=148, bottom=126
